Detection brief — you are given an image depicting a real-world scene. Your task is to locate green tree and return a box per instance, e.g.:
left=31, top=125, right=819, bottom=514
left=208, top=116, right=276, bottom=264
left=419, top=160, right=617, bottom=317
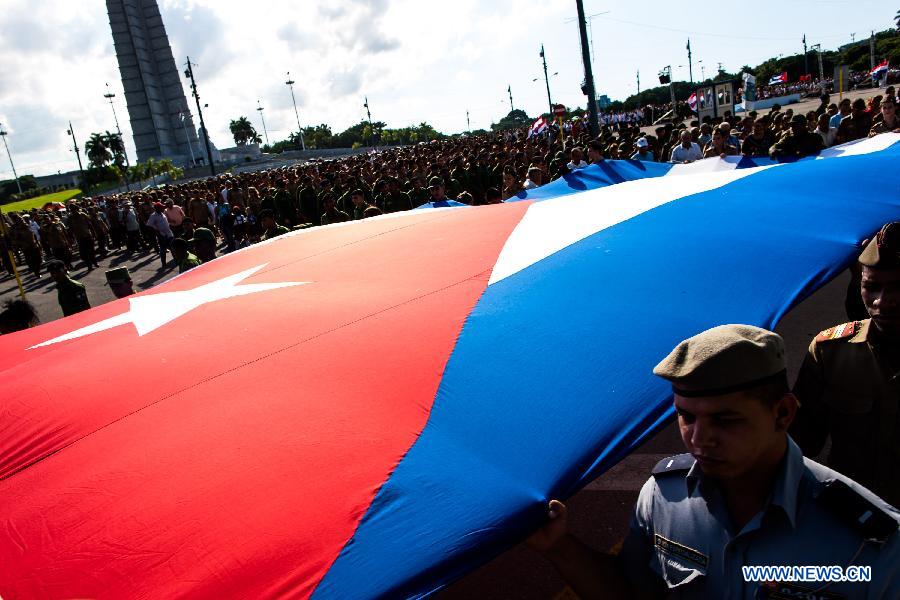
left=229, top=116, right=261, bottom=146
left=104, top=131, right=127, bottom=167
left=85, top=132, right=112, bottom=168
left=491, top=109, right=531, bottom=131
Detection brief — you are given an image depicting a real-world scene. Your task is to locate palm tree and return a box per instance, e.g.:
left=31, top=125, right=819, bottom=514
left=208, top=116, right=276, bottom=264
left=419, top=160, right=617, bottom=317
left=85, top=132, right=112, bottom=168
left=229, top=116, right=259, bottom=146
left=103, top=131, right=127, bottom=167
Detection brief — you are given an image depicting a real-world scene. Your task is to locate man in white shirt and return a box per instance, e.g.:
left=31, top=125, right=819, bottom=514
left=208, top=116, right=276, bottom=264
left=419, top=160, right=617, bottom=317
left=566, top=147, right=589, bottom=170
left=670, top=130, right=703, bottom=163
left=522, top=167, right=544, bottom=190
left=146, top=202, right=175, bottom=269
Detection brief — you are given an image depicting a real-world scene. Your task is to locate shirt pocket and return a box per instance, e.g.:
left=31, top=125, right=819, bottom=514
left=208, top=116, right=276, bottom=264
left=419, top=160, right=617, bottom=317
left=651, top=535, right=708, bottom=590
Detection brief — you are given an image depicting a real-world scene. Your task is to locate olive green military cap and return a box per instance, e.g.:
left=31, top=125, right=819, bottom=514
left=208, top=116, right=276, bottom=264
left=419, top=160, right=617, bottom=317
left=653, top=324, right=786, bottom=397
left=191, top=227, right=216, bottom=245
left=859, top=222, right=900, bottom=269
left=105, top=267, right=131, bottom=284
left=427, top=176, right=444, bottom=188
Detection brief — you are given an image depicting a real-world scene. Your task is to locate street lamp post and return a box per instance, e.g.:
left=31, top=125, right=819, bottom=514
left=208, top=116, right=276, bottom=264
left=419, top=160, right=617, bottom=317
left=540, top=44, right=554, bottom=117
left=103, top=83, right=131, bottom=191
left=803, top=34, right=809, bottom=75
left=285, top=72, right=306, bottom=151
left=687, top=38, right=694, bottom=84
left=364, top=96, right=374, bottom=147
left=66, top=122, right=87, bottom=193
left=256, top=100, right=269, bottom=147
left=812, top=44, right=825, bottom=92
left=0, top=124, right=22, bottom=194
left=184, top=57, right=216, bottom=176
left=575, top=0, right=599, bottom=137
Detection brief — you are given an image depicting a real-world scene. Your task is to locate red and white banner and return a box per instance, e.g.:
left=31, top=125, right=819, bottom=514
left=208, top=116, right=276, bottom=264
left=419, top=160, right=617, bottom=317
left=527, top=116, right=548, bottom=138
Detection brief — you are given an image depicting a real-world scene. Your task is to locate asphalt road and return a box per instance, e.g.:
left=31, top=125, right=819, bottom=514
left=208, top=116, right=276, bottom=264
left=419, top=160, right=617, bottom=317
left=0, top=243, right=198, bottom=324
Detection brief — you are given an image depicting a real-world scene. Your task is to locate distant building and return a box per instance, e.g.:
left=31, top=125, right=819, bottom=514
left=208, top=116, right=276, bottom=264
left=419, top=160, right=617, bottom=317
left=597, top=95, right=611, bottom=110
left=106, top=0, right=206, bottom=167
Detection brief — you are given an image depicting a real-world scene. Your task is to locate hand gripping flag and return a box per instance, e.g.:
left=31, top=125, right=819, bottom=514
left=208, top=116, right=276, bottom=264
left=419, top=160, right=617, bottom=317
left=768, top=71, right=788, bottom=85
left=1, top=135, right=899, bottom=599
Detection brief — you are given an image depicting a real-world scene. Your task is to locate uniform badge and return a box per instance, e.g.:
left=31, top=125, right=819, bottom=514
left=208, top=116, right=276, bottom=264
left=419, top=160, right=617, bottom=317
left=815, top=321, right=860, bottom=343
left=653, top=534, right=708, bottom=570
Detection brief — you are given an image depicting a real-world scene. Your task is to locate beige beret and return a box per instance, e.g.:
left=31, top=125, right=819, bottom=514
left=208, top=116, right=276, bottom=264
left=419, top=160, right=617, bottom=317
left=653, top=324, right=786, bottom=397
left=859, top=222, right=900, bottom=268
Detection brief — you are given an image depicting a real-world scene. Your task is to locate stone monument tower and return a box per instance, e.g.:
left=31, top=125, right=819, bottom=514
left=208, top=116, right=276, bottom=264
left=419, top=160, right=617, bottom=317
left=106, top=0, right=204, bottom=166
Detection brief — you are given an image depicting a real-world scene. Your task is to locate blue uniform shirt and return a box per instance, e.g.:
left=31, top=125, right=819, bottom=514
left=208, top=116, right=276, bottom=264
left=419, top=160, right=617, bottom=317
left=619, top=438, right=900, bottom=599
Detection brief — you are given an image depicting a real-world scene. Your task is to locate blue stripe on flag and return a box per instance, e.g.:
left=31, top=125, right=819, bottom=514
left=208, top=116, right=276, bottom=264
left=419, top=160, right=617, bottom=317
left=313, top=140, right=900, bottom=599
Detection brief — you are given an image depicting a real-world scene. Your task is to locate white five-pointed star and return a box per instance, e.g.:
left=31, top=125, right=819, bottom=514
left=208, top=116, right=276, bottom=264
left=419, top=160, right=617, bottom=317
left=30, top=264, right=308, bottom=349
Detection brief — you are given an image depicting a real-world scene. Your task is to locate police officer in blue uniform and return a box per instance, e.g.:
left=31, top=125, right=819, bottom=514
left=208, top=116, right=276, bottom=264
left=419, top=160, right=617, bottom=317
left=530, top=324, right=900, bottom=599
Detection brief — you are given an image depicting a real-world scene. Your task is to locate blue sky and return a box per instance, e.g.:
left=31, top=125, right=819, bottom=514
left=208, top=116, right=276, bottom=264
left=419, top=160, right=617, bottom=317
left=0, top=0, right=894, bottom=178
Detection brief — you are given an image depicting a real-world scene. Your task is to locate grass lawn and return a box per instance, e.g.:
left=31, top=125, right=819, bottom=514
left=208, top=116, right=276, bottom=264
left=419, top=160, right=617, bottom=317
left=2, top=189, right=83, bottom=213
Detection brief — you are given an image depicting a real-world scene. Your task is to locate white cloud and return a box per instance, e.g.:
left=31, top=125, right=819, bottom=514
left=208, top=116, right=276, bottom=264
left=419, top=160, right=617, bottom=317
left=0, top=0, right=882, bottom=179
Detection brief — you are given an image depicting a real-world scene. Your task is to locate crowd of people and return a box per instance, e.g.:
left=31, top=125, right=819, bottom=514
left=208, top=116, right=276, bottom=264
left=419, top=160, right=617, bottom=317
left=1, top=77, right=900, bottom=597
left=1, top=87, right=897, bottom=325
left=755, top=68, right=899, bottom=100
left=755, top=77, right=831, bottom=100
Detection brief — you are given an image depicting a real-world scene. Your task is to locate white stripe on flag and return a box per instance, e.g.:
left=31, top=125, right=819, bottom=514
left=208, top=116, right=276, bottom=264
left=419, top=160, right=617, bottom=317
left=488, top=166, right=778, bottom=285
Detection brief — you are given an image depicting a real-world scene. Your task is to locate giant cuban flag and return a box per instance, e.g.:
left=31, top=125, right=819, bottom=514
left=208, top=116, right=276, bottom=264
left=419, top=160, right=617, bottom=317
left=1, top=135, right=899, bottom=599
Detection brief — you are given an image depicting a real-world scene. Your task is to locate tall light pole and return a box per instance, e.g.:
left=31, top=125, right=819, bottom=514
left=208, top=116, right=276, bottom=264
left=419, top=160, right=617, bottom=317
left=802, top=34, right=809, bottom=75
left=870, top=31, right=876, bottom=71
left=256, top=100, right=269, bottom=146
left=103, top=83, right=131, bottom=191
left=636, top=70, right=640, bottom=94
left=363, top=96, right=375, bottom=147
left=66, top=122, right=87, bottom=192
left=184, top=56, right=215, bottom=176
left=0, top=125, right=22, bottom=194
left=812, top=44, right=825, bottom=92
left=540, top=44, right=554, bottom=116
left=686, top=39, right=694, bottom=84
left=466, top=110, right=470, bottom=132
left=575, top=0, right=599, bottom=137
left=507, top=85, right=514, bottom=112
left=285, top=72, right=306, bottom=151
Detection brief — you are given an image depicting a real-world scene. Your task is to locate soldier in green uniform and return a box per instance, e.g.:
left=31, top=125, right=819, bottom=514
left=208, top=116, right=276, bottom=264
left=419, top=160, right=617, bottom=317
left=296, top=176, right=321, bottom=225
left=792, top=222, right=900, bottom=508
left=376, top=178, right=413, bottom=214
left=46, top=259, right=90, bottom=316
left=406, top=176, right=431, bottom=207
left=190, top=228, right=218, bottom=263
left=259, top=209, right=290, bottom=240
left=271, top=179, right=298, bottom=227
left=170, top=238, right=201, bottom=274
left=321, top=196, right=350, bottom=225
left=768, top=114, right=824, bottom=159
left=105, top=267, right=134, bottom=298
